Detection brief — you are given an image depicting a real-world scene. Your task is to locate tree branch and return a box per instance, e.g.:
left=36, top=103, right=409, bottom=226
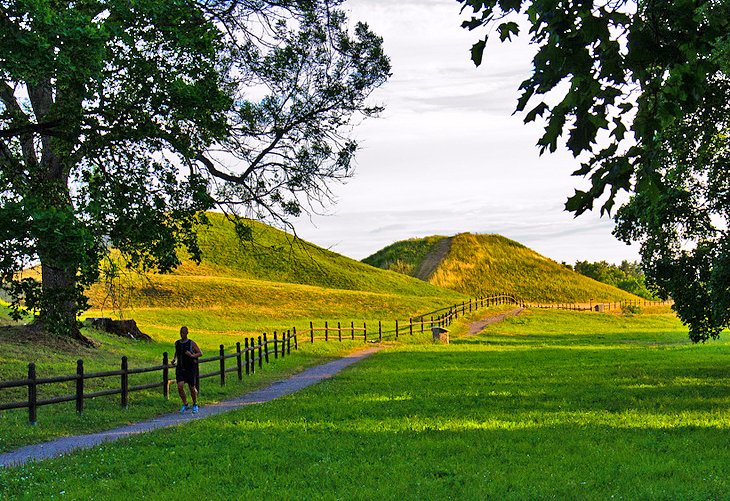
left=0, top=119, right=66, bottom=139
left=0, top=82, right=39, bottom=167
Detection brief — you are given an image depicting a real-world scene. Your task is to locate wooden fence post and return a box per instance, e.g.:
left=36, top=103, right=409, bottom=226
left=263, top=334, right=269, bottom=363
left=293, top=327, right=298, bottom=350
left=28, top=363, right=37, bottom=425
left=351, top=321, right=355, bottom=340
left=76, top=359, right=84, bottom=412
left=121, top=356, right=129, bottom=409
left=378, top=320, right=382, bottom=342
left=250, top=338, right=256, bottom=374
left=245, top=338, right=250, bottom=376
left=274, top=332, right=279, bottom=359
left=338, top=322, right=342, bottom=342
left=409, top=318, right=413, bottom=335
left=325, top=321, right=329, bottom=342
left=219, top=344, right=226, bottom=386
left=162, top=353, right=169, bottom=400
left=310, top=321, right=314, bottom=343
left=364, top=322, right=367, bottom=343
left=194, top=359, right=200, bottom=392
left=258, top=336, right=263, bottom=369
left=236, top=342, right=242, bottom=381
left=287, top=331, right=291, bottom=354
left=395, top=319, right=399, bottom=340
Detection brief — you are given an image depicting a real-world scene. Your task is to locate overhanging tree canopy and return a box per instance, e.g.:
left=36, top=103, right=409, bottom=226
left=459, top=0, right=730, bottom=341
left=0, top=0, right=390, bottom=337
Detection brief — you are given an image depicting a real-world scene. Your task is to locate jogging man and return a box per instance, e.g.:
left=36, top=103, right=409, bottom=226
left=171, top=326, right=202, bottom=414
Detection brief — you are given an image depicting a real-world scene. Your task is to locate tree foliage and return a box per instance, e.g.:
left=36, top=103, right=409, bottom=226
left=0, top=0, right=390, bottom=336
left=574, top=260, right=657, bottom=300
left=459, top=0, right=730, bottom=341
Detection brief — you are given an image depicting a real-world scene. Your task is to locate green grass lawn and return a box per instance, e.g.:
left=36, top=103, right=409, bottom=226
left=3, top=308, right=728, bottom=499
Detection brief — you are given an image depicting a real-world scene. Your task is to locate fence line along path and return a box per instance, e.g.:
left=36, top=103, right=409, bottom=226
left=0, top=346, right=382, bottom=469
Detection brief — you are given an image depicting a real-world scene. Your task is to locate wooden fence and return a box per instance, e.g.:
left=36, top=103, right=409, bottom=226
left=0, top=330, right=297, bottom=424
left=306, top=293, right=522, bottom=342
left=304, top=295, right=672, bottom=342
left=526, top=298, right=672, bottom=312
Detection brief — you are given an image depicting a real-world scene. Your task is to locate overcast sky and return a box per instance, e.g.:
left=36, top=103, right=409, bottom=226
left=292, top=0, right=640, bottom=265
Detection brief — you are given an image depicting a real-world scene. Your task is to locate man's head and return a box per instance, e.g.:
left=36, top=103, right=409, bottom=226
left=180, top=326, right=189, bottom=340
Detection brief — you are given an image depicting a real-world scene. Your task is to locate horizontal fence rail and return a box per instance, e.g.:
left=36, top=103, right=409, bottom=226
left=0, top=294, right=672, bottom=424
left=524, top=299, right=672, bottom=312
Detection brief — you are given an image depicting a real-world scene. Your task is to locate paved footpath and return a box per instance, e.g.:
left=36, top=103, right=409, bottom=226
left=467, top=307, right=524, bottom=335
left=0, top=346, right=381, bottom=469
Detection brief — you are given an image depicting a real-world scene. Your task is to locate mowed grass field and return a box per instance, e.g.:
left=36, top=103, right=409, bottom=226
left=3, top=308, right=728, bottom=499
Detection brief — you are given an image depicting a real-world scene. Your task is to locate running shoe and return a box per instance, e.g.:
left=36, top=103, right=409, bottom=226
left=192, top=404, right=199, bottom=414
left=179, top=404, right=190, bottom=414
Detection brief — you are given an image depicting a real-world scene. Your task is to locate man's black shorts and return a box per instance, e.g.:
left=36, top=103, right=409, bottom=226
left=176, top=367, right=195, bottom=385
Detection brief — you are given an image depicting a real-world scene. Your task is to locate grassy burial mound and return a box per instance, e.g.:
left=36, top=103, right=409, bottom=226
left=363, top=233, right=640, bottom=303
left=85, top=213, right=466, bottom=332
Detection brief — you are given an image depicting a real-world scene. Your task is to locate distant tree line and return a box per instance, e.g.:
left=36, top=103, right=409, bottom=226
left=570, top=261, right=657, bottom=300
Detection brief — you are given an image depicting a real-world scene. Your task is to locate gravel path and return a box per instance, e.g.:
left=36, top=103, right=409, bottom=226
left=413, top=237, right=453, bottom=280
left=467, top=307, right=524, bottom=335
left=0, top=346, right=381, bottom=469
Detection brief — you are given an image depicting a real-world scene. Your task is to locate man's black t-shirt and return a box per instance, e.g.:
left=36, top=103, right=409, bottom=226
left=175, top=339, right=196, bottom=383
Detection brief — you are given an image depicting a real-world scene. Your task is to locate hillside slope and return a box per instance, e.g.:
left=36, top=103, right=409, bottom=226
left=86, top=214, right=465, bottom=316
left=363, top=233, right=640, bottom=303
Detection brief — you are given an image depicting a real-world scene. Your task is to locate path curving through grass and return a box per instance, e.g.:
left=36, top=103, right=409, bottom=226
left=0, top=347, right=381, bottom=468
left=467, top=307, right=524, bottom=335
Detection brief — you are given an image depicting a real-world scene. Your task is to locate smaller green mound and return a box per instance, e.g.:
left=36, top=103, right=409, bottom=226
left=365, top=233, right=641, bottom=303
left=362, top=236, right=448, bottom=276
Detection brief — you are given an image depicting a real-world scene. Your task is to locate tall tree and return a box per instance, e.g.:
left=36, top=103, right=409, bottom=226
left=0, top=0, right=390, bottom=339
left=459, top=0, right=730, bottom=341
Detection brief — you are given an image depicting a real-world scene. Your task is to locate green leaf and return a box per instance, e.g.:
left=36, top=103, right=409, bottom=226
left=497, top=22, right=520, bottom=42
left=524, top=102, right=549, bottom=123
left=471, top=38, right=487, bottom=66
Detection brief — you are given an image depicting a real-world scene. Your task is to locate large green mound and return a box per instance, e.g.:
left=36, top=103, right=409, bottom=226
left=87, top=213, right=464, bottom=312
left=185, top=213, right=456, bottom=297
left=363, top=233, right=640, bottom=303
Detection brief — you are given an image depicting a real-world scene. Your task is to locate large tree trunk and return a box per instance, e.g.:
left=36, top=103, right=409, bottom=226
left=29, top=81, right=93, bottom=345
left=38, top=264, right=86, bottom=340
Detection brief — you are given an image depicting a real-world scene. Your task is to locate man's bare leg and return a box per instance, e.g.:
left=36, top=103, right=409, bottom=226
left=189, top=384, right=198, bottom=405
left=177, top=381, right=188, bottom=405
